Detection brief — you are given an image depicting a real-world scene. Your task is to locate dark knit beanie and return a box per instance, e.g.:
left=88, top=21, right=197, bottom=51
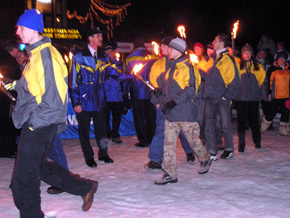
left=241, top=43, right=254, bottom=56
left=161, top=36, right=173, bottom=46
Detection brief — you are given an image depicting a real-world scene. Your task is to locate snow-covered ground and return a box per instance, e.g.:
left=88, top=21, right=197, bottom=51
left=1, top=124, right=290, bottom=218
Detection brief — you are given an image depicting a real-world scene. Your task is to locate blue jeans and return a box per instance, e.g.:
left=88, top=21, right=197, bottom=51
left=148, top=108, right=193, bottom=163
left=204, top=98, right=233, bottom=155
left=49, top=133, right=68, bottom=170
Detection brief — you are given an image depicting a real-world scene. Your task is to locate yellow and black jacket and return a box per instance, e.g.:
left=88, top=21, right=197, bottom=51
left=235, top=59, right=266, bottom=101
left=203, top=50, right=240, bottom=100
left=159, top=55, right=202, bottom=122
left=12, top=37, right=68, bottom=132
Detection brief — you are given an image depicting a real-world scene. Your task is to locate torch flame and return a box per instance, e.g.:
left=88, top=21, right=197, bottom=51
left=64, top=55, right=69, bottom=64
left=69, top=52, right=73, bottom=60
left=177, top=25, right=186, bottom=38
left=151, top=41, right=160, bottom=55
left=132, top=64, right=144, bottom=75
left=231, top=20, right=239, bottom=39
left=116, top=52, right=120, bottom=61
left=0, top=73, right=3, bottom=79
left=189, top=53, right=199, bottom=64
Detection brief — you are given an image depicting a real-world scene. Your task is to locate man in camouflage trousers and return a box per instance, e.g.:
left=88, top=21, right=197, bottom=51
left=154, top=38, right=211, bottom=185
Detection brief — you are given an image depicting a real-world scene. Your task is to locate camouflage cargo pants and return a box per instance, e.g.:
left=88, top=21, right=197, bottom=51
left=163, top=119, right=210, bottom=177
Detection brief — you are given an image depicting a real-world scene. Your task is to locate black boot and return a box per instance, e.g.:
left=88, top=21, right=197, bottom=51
left=47, top=186, right=64, bottom=194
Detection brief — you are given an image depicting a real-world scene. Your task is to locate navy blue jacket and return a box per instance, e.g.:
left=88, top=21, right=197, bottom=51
left=103, top=58, right=124, bottom=102
left=123, top=47, right=158, bottom=101
left=69, top=45, right=107, bottom=112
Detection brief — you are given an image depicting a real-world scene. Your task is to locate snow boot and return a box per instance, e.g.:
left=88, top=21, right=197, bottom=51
left=154, top=173, right=178, bottom=185
left=260, top=117, right=272, bottom=134
left=279, top=122, right=290, bottom=136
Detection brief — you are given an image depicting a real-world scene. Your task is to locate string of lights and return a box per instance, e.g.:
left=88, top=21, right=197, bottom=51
left=66, top=0, right=132, bottom=39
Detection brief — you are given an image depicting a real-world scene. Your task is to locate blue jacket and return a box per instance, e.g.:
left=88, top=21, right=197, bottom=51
left=103, top=58, right=124, bottom=102
left=69, top=45, right=107, bottom=112
left=124, top=47, right=158, bottom=101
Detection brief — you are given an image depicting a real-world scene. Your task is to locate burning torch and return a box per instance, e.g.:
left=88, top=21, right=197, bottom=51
left=151, top=41, right=160, bottom=56
left=131, top=64, right=155, bottom=91
left=189, top=52, right=199, bottom=65
left=0, top=73, right=16, bottom=102
left=231, top=20, right=239, bottom=51
left=177, top=25, right=186, bottom=38
left=116, top=52, right=120, bottom=61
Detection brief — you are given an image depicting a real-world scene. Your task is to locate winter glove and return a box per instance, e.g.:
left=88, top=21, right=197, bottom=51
left=153, top=88, right=162, bottom=97
left=121, top=94, right=132, bottom=115
left=0, top=77, right=16, bottom=91
left=162, top=100, right=177, bottom=114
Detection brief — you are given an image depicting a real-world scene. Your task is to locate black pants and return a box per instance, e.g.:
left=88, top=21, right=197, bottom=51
left=0, top=104, right=19, bottom=157
left=266, top=98, right=289, bottom=123
left=236, top=101, right=261, bottom=148
left=132, top=99, right=156, bottom=145
left=261, top=100, right=272, bottom=118
left=12, top=123, right=92, bottom=218
left=105, top=102, right=122, bottom=138
left=76, top=110, right=108, bottom=161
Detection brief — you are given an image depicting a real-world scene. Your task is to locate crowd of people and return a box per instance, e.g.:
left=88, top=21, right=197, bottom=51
left=0, top=8, right=290, bottom=218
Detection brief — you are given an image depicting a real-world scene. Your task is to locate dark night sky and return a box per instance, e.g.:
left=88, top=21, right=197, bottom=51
left=67, top=0, right=290, bottom=50
left=0, top=0, right=290, bottom=51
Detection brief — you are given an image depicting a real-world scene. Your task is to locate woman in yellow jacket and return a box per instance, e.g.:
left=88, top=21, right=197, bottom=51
left=234, top=44, right=266, bottom=152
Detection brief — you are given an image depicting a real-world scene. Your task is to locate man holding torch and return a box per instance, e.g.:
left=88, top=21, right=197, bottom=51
left=123, top=37, right=159, bottom=147
left=154, top=38, right=211, bottom=185
left=146, top=36, right=195, bottom=169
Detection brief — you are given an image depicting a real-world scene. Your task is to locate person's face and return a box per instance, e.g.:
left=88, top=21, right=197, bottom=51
left=194, top=46, right=203, bottom=56
left=16, top=51, right=28, bottom=66
left=160, top=44, right=170, bottom=56
left=242, top=51, right=252, bottom=61
left=257, top=51, right=266, bottom=60
left=276, top=43, right=284, bottom=51
left=16, top=26, right=38, bottom=45
left=212, top=36, right=224, bottom=51
left=105, top=49, right=116, bottom=61
left=168, top=47, right=182, bottom=60
left=89, top=33, right=103, bottom=49
left=9, top=48, right=20, bottom=58
left=277, top=58, right=286, bottom=66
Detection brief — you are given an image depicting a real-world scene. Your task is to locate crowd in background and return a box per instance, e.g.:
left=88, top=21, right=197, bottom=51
left=0, top=31, right=290, bottom=179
